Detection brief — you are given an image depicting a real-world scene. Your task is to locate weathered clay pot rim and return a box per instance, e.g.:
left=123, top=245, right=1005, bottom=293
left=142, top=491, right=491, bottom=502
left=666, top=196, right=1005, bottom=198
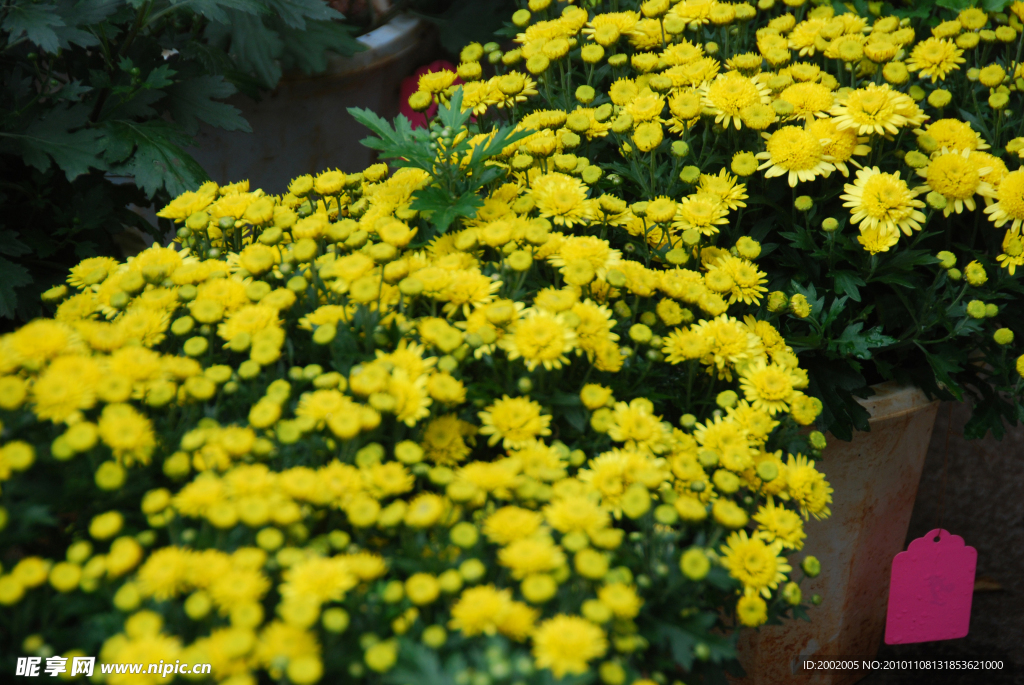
left=857, top=381, right=939, bottom=426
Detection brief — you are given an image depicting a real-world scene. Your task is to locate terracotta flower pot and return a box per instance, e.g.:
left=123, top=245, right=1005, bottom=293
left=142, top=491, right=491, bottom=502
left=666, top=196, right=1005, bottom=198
left=186, top=14, right=435, bottom=192
left=734, top=382, right=940, bottom=685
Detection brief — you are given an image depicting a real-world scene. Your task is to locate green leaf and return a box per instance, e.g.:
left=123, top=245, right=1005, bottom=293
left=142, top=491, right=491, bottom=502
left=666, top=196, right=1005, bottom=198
left=167, top=75, right=252, bottom=135
left=466, top=122, right=533, bottom=173
left=0, top=257, right=33, bottom=320
left=437, top=88, right=472, bottom=133
left=144, top=64, right=177, bottom=89
left=652, top=621, right=697, bottom=671
left=410, top=187, right=482, bottom=234
left=383, top=640, right=451, bottom=685
left=821, top=295, right=849, bottom=330
left=805, top=358, right=871, bottom=440
left=50, top=0, right=105, bottom=50
left=830, top=323, right=896, bottom=360
left=0, top=231, right=32, bottom=258
left=923, top=348, right=963, bottom=401
left=2, top=3, right=65, bottom=53
left=109, top=120, right=208, bottom=197
left=62, top=0, right=122, bottom=26
left=278, top=20, right=363, bottom=75
left=226, top=9, right=284, bottom=88
left=54, top=79, right=94, bottom=102
left=172, top=0, right=265, bottom=24
left=833, top=272, right=865, bottom=302
left=13, top=106, right=106, bottom=180
left=779, top=229, right=818, bottom=253
left=936, top=0, right=973, bottom=10
left=349, top=108, right=432, bottom=169
left=267, top=0, right=344, bottom=29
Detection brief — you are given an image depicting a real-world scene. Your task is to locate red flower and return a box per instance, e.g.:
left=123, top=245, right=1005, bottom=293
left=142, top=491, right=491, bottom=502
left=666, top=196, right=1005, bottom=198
left=399, top=60, right=461, bottom=129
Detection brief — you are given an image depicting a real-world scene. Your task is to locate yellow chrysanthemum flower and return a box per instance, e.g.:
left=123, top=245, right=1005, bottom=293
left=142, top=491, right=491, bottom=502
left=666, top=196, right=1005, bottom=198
left=830, top=83, right=923, bottom=136
left=984, top=169, right=1024, bottom=232
left=756, top=126, right=836, bottom=187
left=531, top=614, right=608, bottom=679
left=500, top=308, right=577, bottom=371
left=907, top=37, right=965, bottom=82
left=917, top=118, right=989, bottom=153
left=753, top=498, right=806, bottom=550
left=478, top=396, right=552, bottom=448
left=672, top=193, right=731, bottom=236
left=700, top=72, right=771, bottom=130
left=778, top=82, right=835, bottom=121
left=530, top=173, right=593, bottom=227
left=841, top=167, right=926, bottom=238
left=697, top=169, right=748, bottom=211
left=785, top=453, right=833, bottom=519
left=917, top=147, right=995, bottom=216
left=719, top=529, right=791, bottom=597
left=806, top=118, right=869, bottom=178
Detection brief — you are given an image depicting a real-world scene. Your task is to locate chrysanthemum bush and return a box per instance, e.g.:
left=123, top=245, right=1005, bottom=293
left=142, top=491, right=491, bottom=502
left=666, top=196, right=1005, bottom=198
left=0, top=99, right=831, bottom=682
left=405, top=0, right=1024, bottom=439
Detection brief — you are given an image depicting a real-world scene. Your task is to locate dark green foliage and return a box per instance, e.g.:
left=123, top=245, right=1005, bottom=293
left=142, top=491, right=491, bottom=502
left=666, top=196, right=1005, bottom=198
left=0, top=0, right=362, bottom=327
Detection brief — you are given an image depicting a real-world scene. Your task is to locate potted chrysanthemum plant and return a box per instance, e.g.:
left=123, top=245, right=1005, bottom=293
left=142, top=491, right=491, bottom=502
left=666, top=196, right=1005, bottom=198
left=393, top=0, right=1024, bottom=681
left=0, top=87, right=832, bottom=685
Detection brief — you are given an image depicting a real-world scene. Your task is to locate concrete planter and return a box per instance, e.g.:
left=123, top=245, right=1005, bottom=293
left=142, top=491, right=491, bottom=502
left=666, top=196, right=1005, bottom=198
left=187, top=14, right=434, bottom=193
left=734, top=382, right=940, bottom=685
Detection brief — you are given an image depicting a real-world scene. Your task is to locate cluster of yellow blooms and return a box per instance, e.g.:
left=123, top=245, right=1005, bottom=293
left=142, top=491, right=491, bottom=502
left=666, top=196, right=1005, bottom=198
left=408, top=0, right=1024, bottom=267
left=0, top=150, right=830, bottom=681
left=8, top=0, right=1024, bottom=682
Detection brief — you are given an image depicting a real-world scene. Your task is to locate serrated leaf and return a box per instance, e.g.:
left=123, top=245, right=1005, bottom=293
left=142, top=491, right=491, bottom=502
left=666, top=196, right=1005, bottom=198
left=0, top=257, right=33, bottom=320
left=15, top=106, right=106, bottom=180
left=51, top=0, right=101, bottom=50
left=652, top=621, right=697, bottom=671
left=144, top=64, right=177, bottom=89
left=383, top=640, right=450, bottom=685
left=109, top=120, right=208, bottom=197
left=831, top=323, right=896, bottom=360
left=923, top=348, right=964, bottom=401
left=0, top=231, right=32, bottom=258
left=2, top=3, right=65, bottom=53
left=101, top=122, right=136, bottom=164
left=267, top=0, right=343, bottom=29
left=410, top=187, right=482, bottom=233
left=437, top=88, right=472, bottom=132
left=833, top=272, right=864, bottom=302
left=61, top=0, right=121, bottom=26
left=468, top=123, right=532, bottom=170
left=278, top=20, right=363, bottom=75
left=779, top=229, right=818, bottom=252
left=226, top=9, right=284, bottom=88
left=805, top=358, right=871, bottom=439
left=171, top=0, right=265, bottom=24
left=349, top=108, right=432, bottom=169
left=167, top=75, right=251, bottom=134
left=54, top=79, right=94, bottom=102
left=822, top=295, right=849, bottom=329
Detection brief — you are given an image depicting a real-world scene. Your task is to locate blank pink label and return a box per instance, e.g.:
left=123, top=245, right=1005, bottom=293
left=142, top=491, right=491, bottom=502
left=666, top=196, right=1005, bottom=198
left=885, top=529, right=977, bottom=644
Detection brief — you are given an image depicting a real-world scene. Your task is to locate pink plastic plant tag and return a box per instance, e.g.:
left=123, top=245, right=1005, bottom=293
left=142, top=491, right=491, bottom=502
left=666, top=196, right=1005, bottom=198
left=884, top=529, right=977, bottom=644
